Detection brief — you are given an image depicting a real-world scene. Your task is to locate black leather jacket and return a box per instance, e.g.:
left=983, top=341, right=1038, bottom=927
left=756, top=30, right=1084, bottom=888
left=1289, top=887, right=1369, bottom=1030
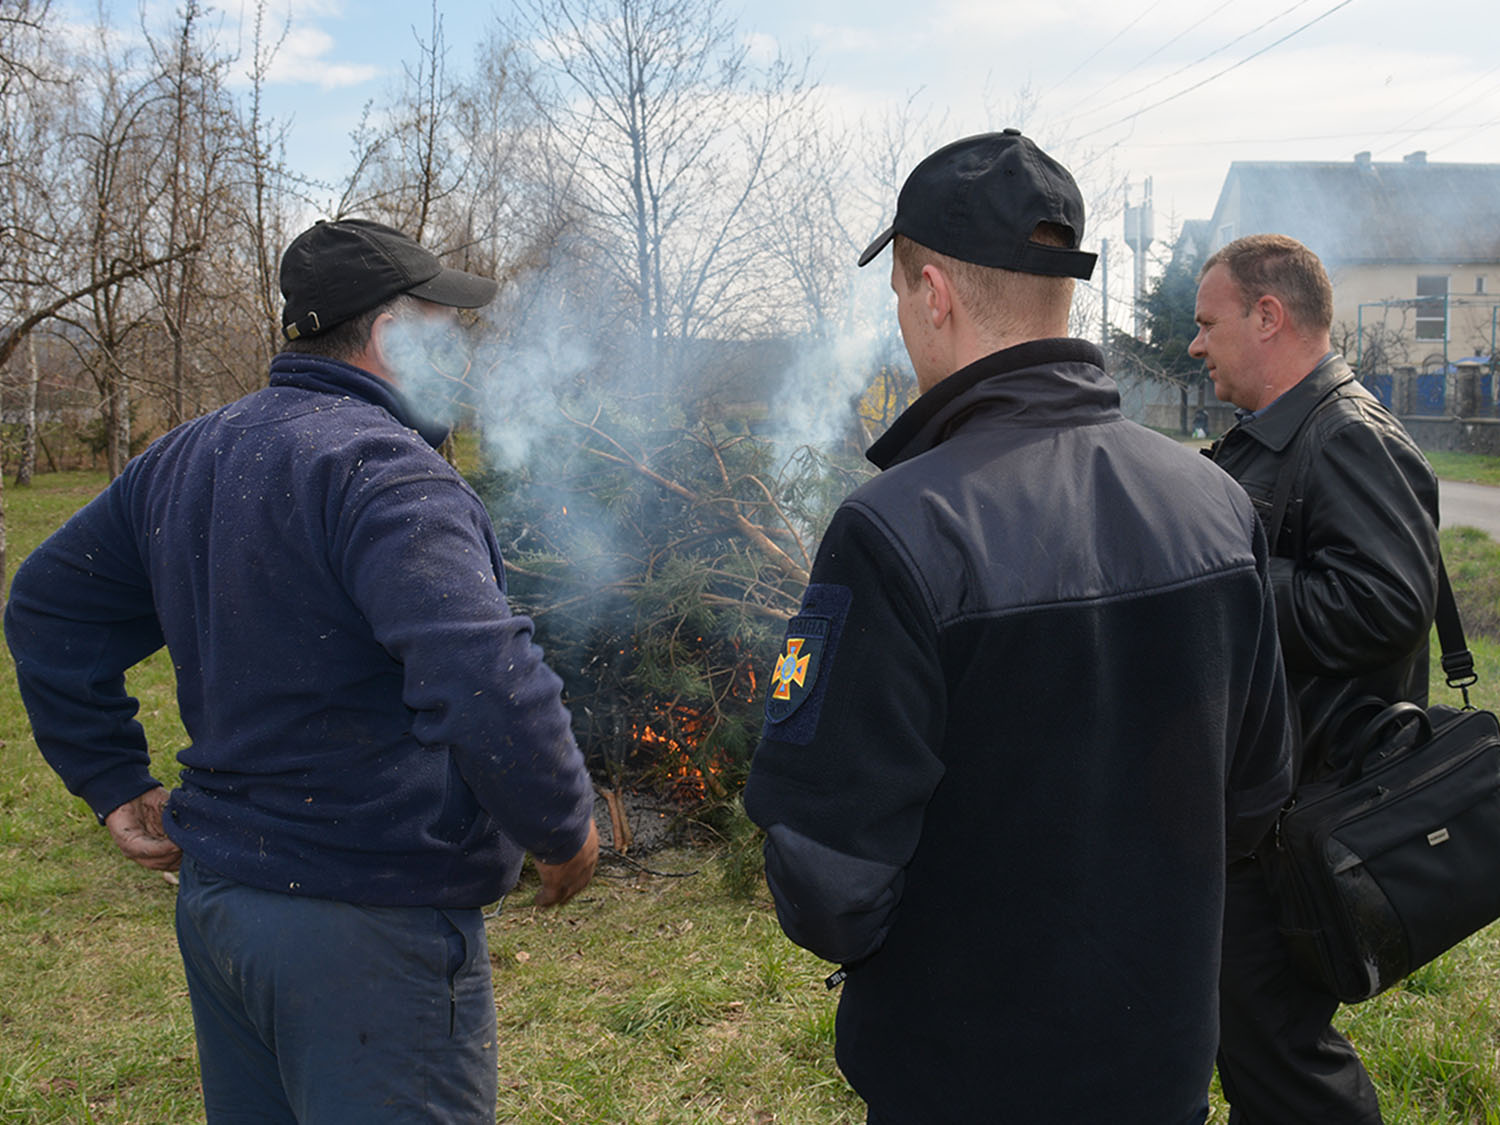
left=1209, top=352, right=1440, bottom=781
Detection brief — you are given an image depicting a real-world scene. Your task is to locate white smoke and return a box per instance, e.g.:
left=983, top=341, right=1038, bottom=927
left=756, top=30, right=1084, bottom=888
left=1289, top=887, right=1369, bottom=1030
left=762, top=259, right=908, bottom=469
left=453, top=242, right=908, bottom=490
left=379, top=307, right=476, bottom=433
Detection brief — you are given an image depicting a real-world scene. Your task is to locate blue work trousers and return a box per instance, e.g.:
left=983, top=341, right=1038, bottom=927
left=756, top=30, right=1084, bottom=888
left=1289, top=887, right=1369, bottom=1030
left=174, top=854, right=497, bottom=1123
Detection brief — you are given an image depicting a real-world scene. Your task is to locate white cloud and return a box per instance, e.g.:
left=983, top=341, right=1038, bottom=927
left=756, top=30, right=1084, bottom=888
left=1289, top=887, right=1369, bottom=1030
left=744, top=30, right=781, bottom=64
left=250, top=23, right=384, bottom=90
left=804, top=22, right=887, bottom=56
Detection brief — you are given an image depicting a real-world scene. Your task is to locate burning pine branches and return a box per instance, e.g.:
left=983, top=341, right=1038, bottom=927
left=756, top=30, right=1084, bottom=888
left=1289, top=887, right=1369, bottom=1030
left=475, top=388, right=860, bottom=813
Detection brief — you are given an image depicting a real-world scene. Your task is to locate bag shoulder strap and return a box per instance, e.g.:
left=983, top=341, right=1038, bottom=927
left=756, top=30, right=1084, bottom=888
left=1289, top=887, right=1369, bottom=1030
left=1435, top=557, right=1477, bottom=701
left=1264, top=384, right=1477, bottom=704
left=1264, top=385, right=1344, bottom=550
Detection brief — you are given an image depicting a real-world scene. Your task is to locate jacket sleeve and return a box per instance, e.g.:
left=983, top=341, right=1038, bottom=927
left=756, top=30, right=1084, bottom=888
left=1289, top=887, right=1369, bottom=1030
left=1273, top=413, right=1439, bottom=677
left=4, top=484, right=168, bottom=821
left=742, top=504, right=945, bottom=964
left=1225, top=515, right=1296, bottom=859
left=335, top=474, right=593, bottom=865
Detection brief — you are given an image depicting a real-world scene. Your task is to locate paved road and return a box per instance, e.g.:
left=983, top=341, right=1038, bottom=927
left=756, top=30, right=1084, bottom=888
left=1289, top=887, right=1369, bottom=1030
left=1441, top=480, right=1500, bottom=539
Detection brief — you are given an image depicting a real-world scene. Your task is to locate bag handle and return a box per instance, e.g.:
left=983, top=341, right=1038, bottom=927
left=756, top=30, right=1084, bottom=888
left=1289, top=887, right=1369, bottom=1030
left=1342, top=702, right=1432, bottom=783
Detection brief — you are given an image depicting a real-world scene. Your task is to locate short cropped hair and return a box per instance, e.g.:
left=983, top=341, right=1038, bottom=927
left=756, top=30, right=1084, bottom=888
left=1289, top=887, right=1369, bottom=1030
left=279, top=294, right=420, bottom=362
left=1201, top=234, right=1333, bottom=335
left=893, top=222, right=1074, bottom=334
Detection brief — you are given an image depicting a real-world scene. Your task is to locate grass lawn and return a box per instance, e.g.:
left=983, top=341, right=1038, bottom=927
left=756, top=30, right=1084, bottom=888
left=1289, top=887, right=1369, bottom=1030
left=2, top=469, right=1499, bottom=1123
left=1425, top=451, right=1500, bottom=488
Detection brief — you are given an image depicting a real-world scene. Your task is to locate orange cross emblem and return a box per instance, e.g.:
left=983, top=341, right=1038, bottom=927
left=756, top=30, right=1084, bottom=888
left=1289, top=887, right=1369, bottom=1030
left=771, top=637, right=812, bottom=701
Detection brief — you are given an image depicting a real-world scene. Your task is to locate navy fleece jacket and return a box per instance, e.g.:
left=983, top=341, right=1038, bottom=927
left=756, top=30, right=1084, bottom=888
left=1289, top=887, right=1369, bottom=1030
left=6, top=354, right=593, bottom=908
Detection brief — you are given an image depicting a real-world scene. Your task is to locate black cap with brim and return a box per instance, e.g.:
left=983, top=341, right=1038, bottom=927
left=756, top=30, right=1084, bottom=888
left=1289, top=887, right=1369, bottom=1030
left=857, top=130, right=1097, bottom=280
left=280, top=218, right=499, bottom=341
left=404, top=268, right=500, bottom=310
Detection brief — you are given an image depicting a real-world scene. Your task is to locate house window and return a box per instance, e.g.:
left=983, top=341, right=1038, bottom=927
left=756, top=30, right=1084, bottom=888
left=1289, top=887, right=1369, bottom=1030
left=1478, top=276, right=1488, bottom=295
left=1416, top=275, right=1448, bottom=341
left=1217, top=223, right=1235, bottom=246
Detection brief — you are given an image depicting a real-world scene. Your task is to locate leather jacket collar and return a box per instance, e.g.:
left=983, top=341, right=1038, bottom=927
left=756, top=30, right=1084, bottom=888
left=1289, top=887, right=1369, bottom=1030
left=1222, top=352, right=1356, bottom=455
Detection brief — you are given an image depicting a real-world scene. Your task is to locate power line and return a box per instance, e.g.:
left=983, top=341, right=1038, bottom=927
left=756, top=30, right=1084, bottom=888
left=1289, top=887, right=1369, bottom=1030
left=1376, top=60, right=1500, bottom=144
left=1059, top=0, right=1316, bottom=131
left=1040, top=0, right=1166, bottom=102
left=1425, top=113, right=1500, bottom=156
left=1052, top=0, right=1239, bottom=125
left=1113, top=117, right=1500, bottom=148
left=1073, top=0, right=1358, bottom=141
left=1377, top=66, right=1500, bottom=158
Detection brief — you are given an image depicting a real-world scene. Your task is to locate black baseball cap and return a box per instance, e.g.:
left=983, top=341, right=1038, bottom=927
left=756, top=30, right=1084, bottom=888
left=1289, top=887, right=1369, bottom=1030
left=857, top=129, right=1097, bottom=280
left=280, top=218, right=499, bottom=340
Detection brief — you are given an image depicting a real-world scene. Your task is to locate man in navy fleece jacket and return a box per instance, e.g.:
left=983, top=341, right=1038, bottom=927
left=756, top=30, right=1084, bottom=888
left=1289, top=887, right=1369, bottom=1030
left=5, top=218, right=598, bottom=1123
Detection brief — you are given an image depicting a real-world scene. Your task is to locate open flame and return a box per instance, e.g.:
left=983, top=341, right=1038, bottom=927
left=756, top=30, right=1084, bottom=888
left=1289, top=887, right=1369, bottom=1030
left=631, top=705, right=728, bottom=801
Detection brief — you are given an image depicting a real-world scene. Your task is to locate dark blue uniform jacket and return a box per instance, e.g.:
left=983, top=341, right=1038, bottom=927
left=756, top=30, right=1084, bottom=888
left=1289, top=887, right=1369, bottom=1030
left=6, top=354, right=594, bottom=908
left=745, top=338, right=1294, bottom=1124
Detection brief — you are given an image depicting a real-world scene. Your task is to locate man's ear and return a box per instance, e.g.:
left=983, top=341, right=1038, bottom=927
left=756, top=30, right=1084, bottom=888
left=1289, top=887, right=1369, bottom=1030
left=353, top=310, right=399, bottom=383
left=1253, top=294, right=1287, bottom=340
left=368, top=310, right=395, bottom=360
left=921, top=263, right=953, bottom=329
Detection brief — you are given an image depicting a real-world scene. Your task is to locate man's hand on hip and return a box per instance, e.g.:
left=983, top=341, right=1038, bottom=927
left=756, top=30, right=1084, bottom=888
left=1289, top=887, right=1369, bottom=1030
left=533, top=818, right=599, bottom=908
left=104, top=787, right=183, bottom=872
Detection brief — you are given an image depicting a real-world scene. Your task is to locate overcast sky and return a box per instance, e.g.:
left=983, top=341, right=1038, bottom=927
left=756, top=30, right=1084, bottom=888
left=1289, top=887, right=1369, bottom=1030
left=56, top=0, right=1500, bottom=291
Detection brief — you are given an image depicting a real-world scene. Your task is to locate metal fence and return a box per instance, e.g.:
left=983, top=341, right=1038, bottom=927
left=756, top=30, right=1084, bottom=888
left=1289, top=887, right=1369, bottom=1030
left=1359, top=366, right=1500, bottom=419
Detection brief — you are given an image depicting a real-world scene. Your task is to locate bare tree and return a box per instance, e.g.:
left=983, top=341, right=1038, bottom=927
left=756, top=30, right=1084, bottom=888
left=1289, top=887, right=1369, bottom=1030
left=512, top=0, right=815, bottom=374
left=58, top=24, right=179, bottom=475
left=456, top=29, right=567, bottom=282
left=0, top=0, right=54, bottom=600
left=336, top=0, right=472, bottom=243
left=235, top=0, right=297, bottom=367
left=1, top=0, right=63, bottom=487
left=757, top=111, right=859, bottom=338
left=0, top=0, right=49, bottom=93
left=140, top=0, right=244, bottom=427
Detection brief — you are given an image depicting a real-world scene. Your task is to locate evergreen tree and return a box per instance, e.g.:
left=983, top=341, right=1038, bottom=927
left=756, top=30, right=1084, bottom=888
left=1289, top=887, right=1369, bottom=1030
left=1112, top=230, right=1211, bottom=433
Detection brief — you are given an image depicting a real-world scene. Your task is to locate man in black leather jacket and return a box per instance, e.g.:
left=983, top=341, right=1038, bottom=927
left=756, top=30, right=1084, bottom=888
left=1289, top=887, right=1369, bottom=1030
left=744, top=132, right=1295, bottom=1125
left=1195, top=233, right=1441, bottom=1124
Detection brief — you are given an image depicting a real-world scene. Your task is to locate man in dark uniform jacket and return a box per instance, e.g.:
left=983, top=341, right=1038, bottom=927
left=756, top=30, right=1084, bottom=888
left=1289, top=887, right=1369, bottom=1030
left=1195, top=233, right=1440, bottom=1124
left=743, top=131, right=1296, bottom=1125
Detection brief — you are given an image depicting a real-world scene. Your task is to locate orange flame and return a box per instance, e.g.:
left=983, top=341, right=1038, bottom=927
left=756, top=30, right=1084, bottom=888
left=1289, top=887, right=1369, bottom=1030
left=630, top=707, right=726, bottom=801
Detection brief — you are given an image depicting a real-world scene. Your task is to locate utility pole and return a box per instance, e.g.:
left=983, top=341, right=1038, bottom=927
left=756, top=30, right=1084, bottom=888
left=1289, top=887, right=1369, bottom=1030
left=1100, top=238, right=1110, bottom=363
left=1123, top=179, right=1154, bottom=339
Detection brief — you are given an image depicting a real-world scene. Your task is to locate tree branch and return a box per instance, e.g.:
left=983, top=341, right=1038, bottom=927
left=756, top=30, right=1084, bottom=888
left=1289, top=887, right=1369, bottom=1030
left=0, top=244, right=204, bottom=370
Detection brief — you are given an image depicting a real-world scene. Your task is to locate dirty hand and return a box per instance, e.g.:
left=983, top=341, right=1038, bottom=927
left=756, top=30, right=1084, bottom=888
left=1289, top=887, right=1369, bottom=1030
left=533, top=819, right=599, bottom=908
left=104, top=787, right=182, bottom=872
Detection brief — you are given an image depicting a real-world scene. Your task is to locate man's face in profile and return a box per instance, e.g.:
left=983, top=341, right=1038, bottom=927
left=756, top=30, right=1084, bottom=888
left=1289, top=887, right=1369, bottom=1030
left=1191, top=264, right=1263, bottom=411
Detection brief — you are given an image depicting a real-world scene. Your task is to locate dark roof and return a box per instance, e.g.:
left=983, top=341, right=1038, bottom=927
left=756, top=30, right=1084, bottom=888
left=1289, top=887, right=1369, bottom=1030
left=1209, top=157, right=1500, bottom=265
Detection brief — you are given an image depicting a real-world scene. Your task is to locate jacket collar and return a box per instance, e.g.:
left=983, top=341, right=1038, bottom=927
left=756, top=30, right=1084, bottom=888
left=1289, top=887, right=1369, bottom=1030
left=1226, top=352, right=1355, bottom=454
left=268, top=352, right=452, bottom=449
left=867, top=337, right=1113, bottom=470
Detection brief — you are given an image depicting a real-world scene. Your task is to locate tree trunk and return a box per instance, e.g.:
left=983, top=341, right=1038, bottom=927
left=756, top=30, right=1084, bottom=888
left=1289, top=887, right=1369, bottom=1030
left=0, top=457, right=7, bottom=613
left=106, top=364, right=131, bottom=477
left=17, top=330, right=39, bottom=486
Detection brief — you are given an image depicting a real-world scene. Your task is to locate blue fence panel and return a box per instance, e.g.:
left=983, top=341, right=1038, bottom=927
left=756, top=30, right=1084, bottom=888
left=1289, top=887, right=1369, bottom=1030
left=1362, top=374, right=1394, bottom=409
left=1415, top=374, right=1446, bottom=414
